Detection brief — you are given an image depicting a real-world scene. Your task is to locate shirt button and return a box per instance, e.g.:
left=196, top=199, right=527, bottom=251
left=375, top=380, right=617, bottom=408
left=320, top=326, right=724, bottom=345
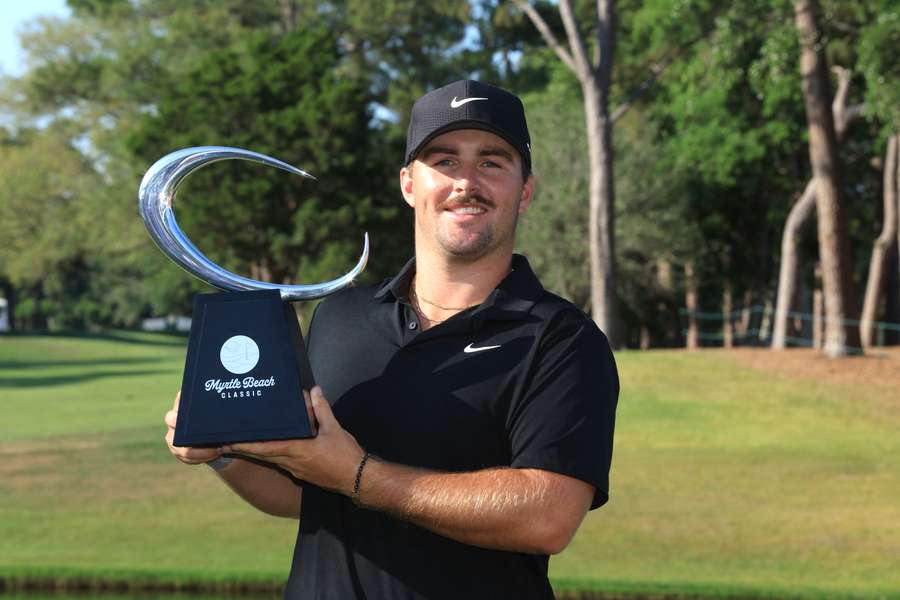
left=408, top=321, right=418, bottom=330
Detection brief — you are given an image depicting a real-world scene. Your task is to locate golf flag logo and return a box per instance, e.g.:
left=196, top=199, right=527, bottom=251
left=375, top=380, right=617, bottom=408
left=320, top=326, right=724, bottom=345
left=219, top=335, right=260, bottom=375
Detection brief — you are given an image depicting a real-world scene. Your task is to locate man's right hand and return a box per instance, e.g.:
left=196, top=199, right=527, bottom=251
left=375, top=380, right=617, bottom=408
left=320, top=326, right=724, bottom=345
left=164, top=391, right=223, bottom=464
left=163, top=390, right=305, bottom=519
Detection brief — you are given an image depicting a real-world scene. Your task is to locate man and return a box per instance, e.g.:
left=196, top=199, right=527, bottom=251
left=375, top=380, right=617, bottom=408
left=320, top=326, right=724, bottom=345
left=165, top=79, right=619, bottom=599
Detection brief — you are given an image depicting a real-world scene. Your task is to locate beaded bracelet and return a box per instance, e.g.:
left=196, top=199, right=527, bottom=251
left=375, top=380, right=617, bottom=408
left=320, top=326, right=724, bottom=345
left=351, top=452, right=371, bottom=507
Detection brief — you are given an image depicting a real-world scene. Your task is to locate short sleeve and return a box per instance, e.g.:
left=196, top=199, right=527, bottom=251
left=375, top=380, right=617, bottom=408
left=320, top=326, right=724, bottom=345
left=507, top=308, right=619, bottom=509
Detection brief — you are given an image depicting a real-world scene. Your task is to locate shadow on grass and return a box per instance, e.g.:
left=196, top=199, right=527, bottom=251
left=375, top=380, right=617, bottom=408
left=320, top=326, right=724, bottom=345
left=0, top=329, right=188, bottom=348
left=0, top=369, right=171, bottom=389
left=0, top=357, right=173, bottom=370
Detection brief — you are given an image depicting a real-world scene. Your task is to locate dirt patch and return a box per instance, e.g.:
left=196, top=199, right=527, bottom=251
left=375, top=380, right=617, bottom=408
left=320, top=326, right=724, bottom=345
left=715, top=347, right=900, bottom=391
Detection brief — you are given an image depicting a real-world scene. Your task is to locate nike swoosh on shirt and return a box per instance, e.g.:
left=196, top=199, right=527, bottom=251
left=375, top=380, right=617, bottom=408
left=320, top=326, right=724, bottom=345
left=450, top=96, right=488, bottom=108
left=464, top=343, right=502, bottom=353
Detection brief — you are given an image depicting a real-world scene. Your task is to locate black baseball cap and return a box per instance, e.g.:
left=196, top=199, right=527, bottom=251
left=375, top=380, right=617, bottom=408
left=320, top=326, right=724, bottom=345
left=405, top=80, right=531, bottom=172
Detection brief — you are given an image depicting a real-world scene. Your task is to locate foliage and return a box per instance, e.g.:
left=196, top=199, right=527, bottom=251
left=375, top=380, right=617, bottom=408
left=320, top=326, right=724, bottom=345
left=858, top=1, right=900, bottom=133
left=517, top=66, right=590, bottom=309
left=518, top=65, right=700, bottom=347
left=1, top=0, right=899, bottom=344
left=4, top=0, right=485, bottom=327
left=0, top=127, right=104, bottom=328
left=637, top=0, right=892, bottom=334
left=125, top=25, right=397, bottom=290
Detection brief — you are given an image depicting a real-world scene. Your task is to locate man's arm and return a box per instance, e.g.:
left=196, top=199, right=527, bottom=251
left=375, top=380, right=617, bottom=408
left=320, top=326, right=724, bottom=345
left=225, top=387, right=595, bottom=554
left=164, top=391, right=304, bottom=519
left=359, top=459, right=594, bottom=555
left=210, top=458, right=301, bottom=519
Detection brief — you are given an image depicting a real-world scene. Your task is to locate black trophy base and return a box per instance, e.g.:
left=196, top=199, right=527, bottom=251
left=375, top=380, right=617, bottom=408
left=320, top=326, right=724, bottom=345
left=173, top=289, right=315, bottom=447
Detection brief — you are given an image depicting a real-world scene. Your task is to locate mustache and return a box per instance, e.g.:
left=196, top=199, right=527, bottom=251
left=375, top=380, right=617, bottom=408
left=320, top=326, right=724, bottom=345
left=440, top=195, right=493, bottom=210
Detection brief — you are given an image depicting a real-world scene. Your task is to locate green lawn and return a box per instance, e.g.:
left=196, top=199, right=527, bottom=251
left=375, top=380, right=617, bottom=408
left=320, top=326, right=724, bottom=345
left=1, top=332, right=898, bottom=598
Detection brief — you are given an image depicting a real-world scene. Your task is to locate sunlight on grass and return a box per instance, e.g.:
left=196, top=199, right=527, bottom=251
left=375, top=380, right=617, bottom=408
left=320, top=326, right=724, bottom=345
left=2, top=336, right=899, bottom=597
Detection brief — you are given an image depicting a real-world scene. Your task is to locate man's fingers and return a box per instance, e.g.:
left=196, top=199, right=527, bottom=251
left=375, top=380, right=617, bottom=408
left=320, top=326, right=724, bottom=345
left=304, top=389, right=318, bottom=435
left=164, top=409, right=177, bottom=429
left=180, top=448, right=221, bottom=464
left=165, top=433, right=221, bottom=464
left=164, top=390, right=181, bottom=428
left=164, top=390, right=224, bottom=465
left=310, top=387, right=335, bottom=430
left=226, top=440, right=293, bottom=457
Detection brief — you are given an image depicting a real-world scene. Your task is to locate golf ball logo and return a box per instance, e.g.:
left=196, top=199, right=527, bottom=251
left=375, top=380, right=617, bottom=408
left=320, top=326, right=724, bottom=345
left=219, top=335, right=260, bottom=374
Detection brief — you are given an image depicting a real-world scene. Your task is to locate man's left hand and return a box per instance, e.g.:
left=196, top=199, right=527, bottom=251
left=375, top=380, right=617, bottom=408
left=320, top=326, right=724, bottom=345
left=224, top=386, right=365, bottom=496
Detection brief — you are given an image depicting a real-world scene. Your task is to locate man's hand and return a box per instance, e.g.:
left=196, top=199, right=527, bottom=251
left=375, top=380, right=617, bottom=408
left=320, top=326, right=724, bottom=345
left=164, top=391, right=222, bottom=464
left=163, top=389, right=311, bottom=519
left=224, top=387, right=365, bottom=496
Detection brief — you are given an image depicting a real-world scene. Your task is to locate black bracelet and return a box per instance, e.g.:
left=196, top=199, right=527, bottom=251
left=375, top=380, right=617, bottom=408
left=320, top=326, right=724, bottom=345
left=351, top=452, right=371, bottom=507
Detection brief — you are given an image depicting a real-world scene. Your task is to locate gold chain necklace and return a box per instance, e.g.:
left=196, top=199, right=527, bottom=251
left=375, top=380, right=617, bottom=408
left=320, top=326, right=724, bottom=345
left=409, top=275, right=480, bottom=324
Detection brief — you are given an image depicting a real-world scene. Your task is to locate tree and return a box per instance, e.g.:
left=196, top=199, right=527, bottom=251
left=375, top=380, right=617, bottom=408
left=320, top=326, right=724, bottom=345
left=517, top=59, right=699, bottom=348
left=125, top=26, right=398, bottom=290
left=858, top=1, right=900, bottom=346
left=772, top=67, right=865, bottom=349
left=644, top=0, right=812, bottom=348
left=517, top=76, right=591, bottom=310
left=0, top=126, right=102, bottom=329
left=860, top=134, right=898, bottom=346
left=794, top=0, right=861, bottom=356
left=514, top=0, right=620, bottom=345
left=2, top=0, right=498, bottom=327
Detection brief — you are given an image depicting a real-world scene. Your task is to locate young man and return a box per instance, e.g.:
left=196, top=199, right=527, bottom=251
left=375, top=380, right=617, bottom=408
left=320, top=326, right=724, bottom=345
left=164, top=80, right=619, bottom=599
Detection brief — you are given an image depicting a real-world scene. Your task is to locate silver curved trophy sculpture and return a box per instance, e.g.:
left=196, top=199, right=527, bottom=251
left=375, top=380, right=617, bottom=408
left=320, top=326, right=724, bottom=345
left=138, top=146, right=367, bottom=447
left=138, top=146, right=368, bottom=300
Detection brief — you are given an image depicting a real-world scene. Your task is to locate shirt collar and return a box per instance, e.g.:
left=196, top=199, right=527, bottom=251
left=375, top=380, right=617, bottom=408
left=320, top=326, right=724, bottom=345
left=374, top=256, right=416, bottom=303
left=373, top=253, right=544, bottom=320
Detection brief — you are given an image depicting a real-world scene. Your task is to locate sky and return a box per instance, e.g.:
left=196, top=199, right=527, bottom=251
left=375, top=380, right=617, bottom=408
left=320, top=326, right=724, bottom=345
left=0, top=0, right=71, bottom=76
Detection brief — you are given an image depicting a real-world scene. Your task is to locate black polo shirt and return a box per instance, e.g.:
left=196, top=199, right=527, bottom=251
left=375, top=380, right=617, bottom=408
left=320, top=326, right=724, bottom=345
left=284, top=253, right=618, bottom=600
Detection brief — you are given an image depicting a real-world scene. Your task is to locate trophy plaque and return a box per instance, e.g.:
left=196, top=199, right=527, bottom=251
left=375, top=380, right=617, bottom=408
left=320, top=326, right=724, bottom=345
left=138, top=147, right=368, bottom=447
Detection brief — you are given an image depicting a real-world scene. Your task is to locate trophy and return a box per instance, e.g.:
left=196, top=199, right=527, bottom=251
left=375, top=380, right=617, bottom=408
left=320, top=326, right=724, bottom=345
left=138, top=147, right=368, bottom=447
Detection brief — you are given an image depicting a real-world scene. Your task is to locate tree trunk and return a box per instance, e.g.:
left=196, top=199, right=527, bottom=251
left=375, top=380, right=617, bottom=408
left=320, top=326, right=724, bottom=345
left=797, top=273, right=813, bottom=341
left=685, top=261, right=699, bottom=349
left=736, top=290, right=753, bottom=340
left=813, top=289, right=824, bottom=349
left=278, top=0, right=298, bottom=32
left=812, top=263, right=824, bottom=349
left=772, top=66, right=861, bottom=350
left=794, top=0, right=861, bottom=357
left=758, top=299, right=774, bottom=344
left=657, top=258, right=674, bottom=291
left=656, top=258, right=679, bottom=346
left=722, top=280, right=734, bottom=348
left=860, top=134, right=899, bottom=347
left=639, top=325, right=651, bottom=350
left=886, top=248, right=900, bottom=345
left=582, top=78, right=618, bottom=346
left=515, top=0, right=620, bottom=346
left=772, top=180, right=816, bottom=348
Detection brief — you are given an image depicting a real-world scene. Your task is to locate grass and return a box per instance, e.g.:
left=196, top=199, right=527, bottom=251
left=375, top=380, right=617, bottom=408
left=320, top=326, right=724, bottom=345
left=1, top=332, right=899, bottom=598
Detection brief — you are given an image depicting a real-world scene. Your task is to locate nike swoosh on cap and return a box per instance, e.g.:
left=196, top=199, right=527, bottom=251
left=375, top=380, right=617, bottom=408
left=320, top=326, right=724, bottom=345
left=464, top=342, right=502, bottom=353
left=450, top=96, right=488, bottom=108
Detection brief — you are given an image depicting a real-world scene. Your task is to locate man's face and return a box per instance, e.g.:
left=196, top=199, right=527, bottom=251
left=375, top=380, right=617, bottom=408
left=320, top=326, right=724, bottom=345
left=399, top=129, right=534, bottom=262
